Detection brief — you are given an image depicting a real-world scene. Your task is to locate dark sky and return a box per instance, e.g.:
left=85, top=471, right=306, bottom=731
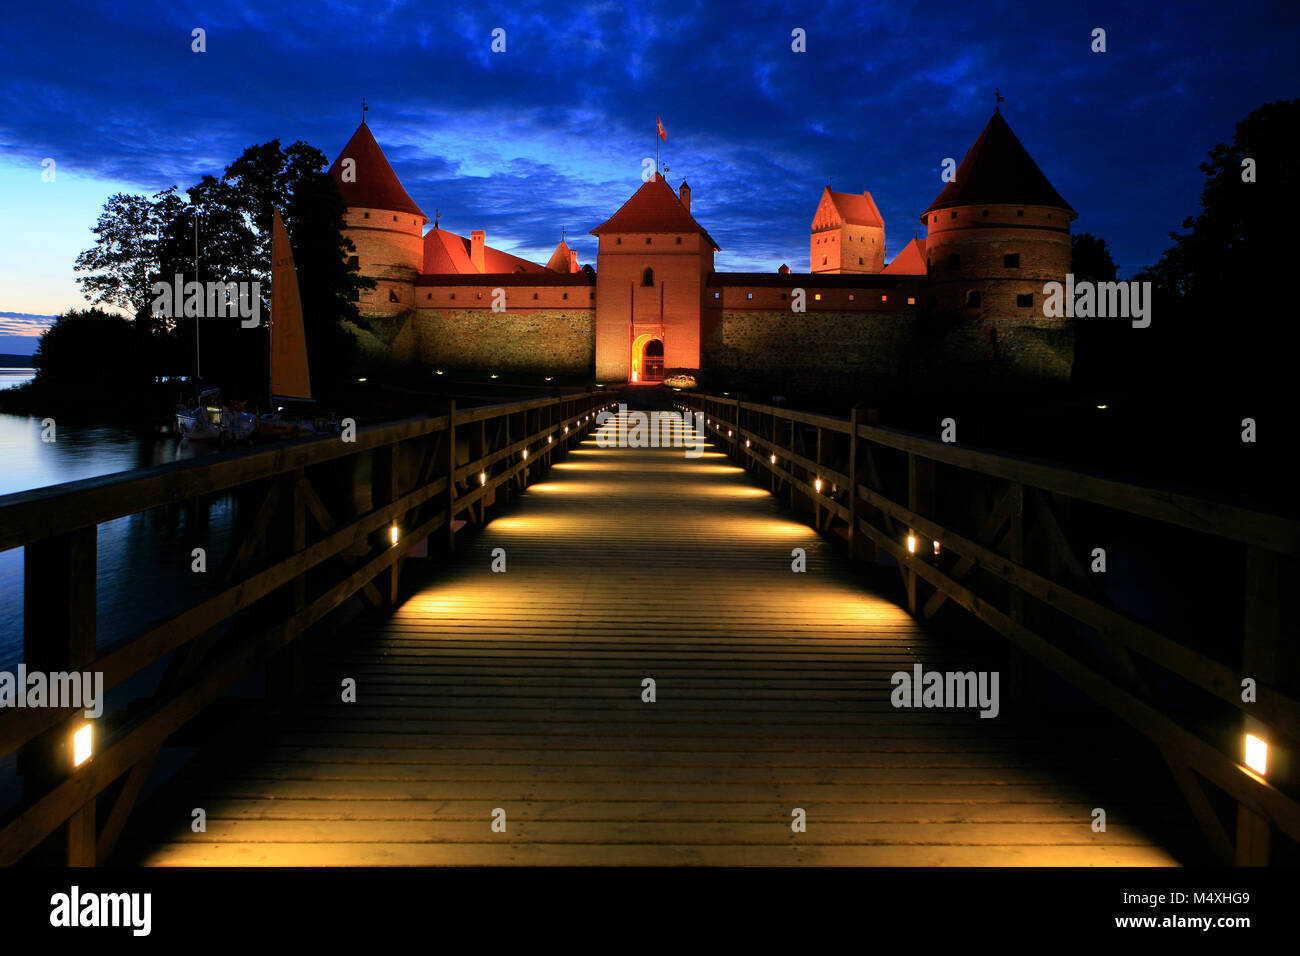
left=2, top=0, right=1297, bottom=319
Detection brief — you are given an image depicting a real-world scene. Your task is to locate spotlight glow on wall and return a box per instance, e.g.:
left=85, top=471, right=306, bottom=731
left=73, top=723, right=93, bottom=768
left=1245, top=734, right=1268, bottom=775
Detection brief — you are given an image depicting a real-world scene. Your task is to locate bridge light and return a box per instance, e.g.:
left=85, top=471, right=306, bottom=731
left=480, top=471, right=487, bottom=486
left=814, top=478, right=823, bottom=493
left=390, top=524, right=400, bottom=546
left=770, top=454, right=777, bottom=465
left=727, top=430, right=732, bottom=437
left=564, top=426, right=569, bottom=434
left=745, top=440, right=751, bottom=448
left=73, top=723, right=93, bottom=768
left=1245, top=734, right=1268, bottom=775
left=522, top=448, right=529, bottom=460
left=357, top=377, right=367, bottom=382
left=906, top=534, right=917, bottom=554
left=933, top=540, right=941, bottom=556
left=547, top=434, right=553, bottom=443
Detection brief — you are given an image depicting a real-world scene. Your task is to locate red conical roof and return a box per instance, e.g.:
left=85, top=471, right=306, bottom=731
left=923, top=111, right=1074, bottom=219
left=591, top=173, right=719, bottom=249
left=329, top=121, right=427, bottom=222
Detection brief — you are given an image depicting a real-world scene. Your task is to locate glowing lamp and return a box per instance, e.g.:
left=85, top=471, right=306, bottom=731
left=435, top=370, right=444, bottom=375
left=547, top=435, right=553, bottom=443
left=727, top=430, right=733, bottom=437
left=564, top=426, right=569, bottom=434
left=770, top=454, right=777, bottom=465
left=814, top=478, right=823, bottom=492
left=906, top=535, right=917, bottom=554
left=1245, top=734, right=1268, bottom=775
left=522, top=448, right=529, bottom=460
left=933, top=540, right=941, bottom=556
left=390, top=525, right=400, bottom=546
left=479, top=471, right=487, bottom=486
left=73, top=723, right=93, bottom=767
left=357, top=377, right=367, bottom=382
left=745, top=440, right=751, bottom=448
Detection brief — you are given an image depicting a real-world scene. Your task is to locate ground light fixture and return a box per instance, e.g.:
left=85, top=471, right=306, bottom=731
left=1245, top=734, right=1268, bottom=775
left=73, top=723, right=93, bottom=767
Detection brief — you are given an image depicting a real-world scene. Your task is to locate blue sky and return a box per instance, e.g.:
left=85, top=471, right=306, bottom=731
left=1, top=0, right=1297, bottom=336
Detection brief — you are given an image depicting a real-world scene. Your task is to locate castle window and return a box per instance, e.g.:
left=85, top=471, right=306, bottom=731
left=966, top=290, right=982, bottom=308
left=982, top=209, right=989, bottom=217
left=363, top=212, right=370, bottom=219
left=427, top=293, right=432, bottom=300
left=617, top=238, right=622, bottom=244
left=642, top=267, right=654, bottom=287
left=848, top=294, right=855, bottom=301
left=907, top=297, right=916, bottom=305
left=746, top=293, right=753, bottom=299
left=590, top=293, right=594, bottom=300
left=676, top=237, right=682, bottom=245
left=393, top=215, right=398, bottom=221
left=533, top=293, right=539, bottom=300
left=645, top=237, right=652, bottom=244
left=389, top=289, right=400, bottom=303
left=858, top=257, right=864, bottom=265
left=450, top=293, right=455, bottom=300
left=814, top=293, right=821, bottom=301
left=881, top=295, right=888, bottom=302
left=563, top=293, right=568, bottom=299
left=821, top=257, right=827, bottom=266
left=948, top=254, right=960, bottom=269
left=1017, top=293, right=1033, bottom=308
left=989, top=327, right=999, bottom=345
left=476, top=292, right=482, bottom=299
left=1004, top=253, right=1020, bottom=268
left=1017, top=209, right=1024, bottom=217
left=951, top=211, right=957, bottom=219
left=780, top=292, right=787, bottom=300
left=713, top=292, right=720, bottom=299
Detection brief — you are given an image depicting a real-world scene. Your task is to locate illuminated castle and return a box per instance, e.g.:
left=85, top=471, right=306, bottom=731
left=327, top=108, right=1077, bottom=392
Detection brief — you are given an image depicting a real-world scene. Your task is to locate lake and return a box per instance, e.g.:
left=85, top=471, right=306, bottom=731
left=0, top=412, right=236, bottom=668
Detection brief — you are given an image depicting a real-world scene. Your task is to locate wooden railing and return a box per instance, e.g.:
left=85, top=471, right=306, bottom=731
left=0, top=391, right=614, bottom=865
left=679, top=392, right=1300, bottom=866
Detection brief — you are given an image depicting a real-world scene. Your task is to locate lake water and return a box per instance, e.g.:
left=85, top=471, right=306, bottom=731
left=0, top=368, right=35, bottom=390
left=0, top=413, right=237, bottom=668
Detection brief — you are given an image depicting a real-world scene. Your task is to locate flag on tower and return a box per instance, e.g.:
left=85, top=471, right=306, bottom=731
left=656, top=115, right=667, bottom=141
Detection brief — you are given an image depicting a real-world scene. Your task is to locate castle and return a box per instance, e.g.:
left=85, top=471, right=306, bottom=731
left=327, top=108, right=1077, bottom=395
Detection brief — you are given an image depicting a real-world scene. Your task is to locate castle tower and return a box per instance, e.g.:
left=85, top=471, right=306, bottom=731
left=920, top=109, right=1075, bottom=318
left=810, top=187, right=886, bottom=274
left=329, top=120, right=428, bottom=317
left=591, top=174, right=718, bottom=383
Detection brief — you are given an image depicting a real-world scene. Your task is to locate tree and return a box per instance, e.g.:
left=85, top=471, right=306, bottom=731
left=1070, top=233, right=1118, bottom=283
left=32, top=309, right=150, bottom=387
left=74, top=188, right=185, bottom=316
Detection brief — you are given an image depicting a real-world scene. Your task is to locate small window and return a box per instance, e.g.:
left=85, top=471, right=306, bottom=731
left=951, top=211, right=957, bottom=219
left=881, top=295, right=888, bottom=302
left=642, top=267, right=654, bottom=287
left=989, top=327, right=999, bottom=345
left=1004, top=253, right=1020, bottom=268
left=780, top=292, right=787, bottom=300
left=363, top=212, right=370, bottom=219
left=982, top=209, right=989, bottom=217
left=1017, top=209, right=1024, bottom=217
left=533, top=292, right=539, bottom=300
left=563, top=293, right=568, bottom=299
left=948, top=254, right=960, bottom=269
left=1017, top=293, right=1033, bottom=308
left=814, top=293, right=821, bottom=301
left=907, top=297, right=915, bottom=305
left=966, top=290, right=981, bottom=308
left=450, top=293, right=456, bottom=300
left=476, top=292, right=482, bottom=300
left=821, top=257, right=827, bottom=265
left=389, top=289, right=400, bottom=303
left=676, top=237, right=682, bottom=245
left=713, top=292, right=720, bottom=299
left=645, top=237, right=651, bottom=244
left=746, top=292, right=753, bottom=300
left=590, top=293, right=595, bottom=300
left=858, top=257, right=864, bottom=265
left=393, top=215, right=398, bottom=221
left=848, top=294, right=855, bottom=301
left=616, top=237, right=622, bottom=244
left=427, top=293, right=432, bottom=300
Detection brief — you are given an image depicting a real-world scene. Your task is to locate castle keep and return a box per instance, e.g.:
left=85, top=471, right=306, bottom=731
left=328, top=109, right=1077, bottom=394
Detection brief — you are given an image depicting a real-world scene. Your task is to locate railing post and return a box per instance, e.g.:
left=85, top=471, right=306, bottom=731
left=1238, top=546, right=1298, bottom=865
left=445, top=401, right=458, bottom=551
left=20, top=526, right=97, bottom=866
left=848, top=407, right=862, bottom=560
left=906, top=453, right=935, bottom=615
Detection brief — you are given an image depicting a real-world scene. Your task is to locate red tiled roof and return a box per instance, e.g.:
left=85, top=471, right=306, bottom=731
left=813, top=187, right=884, bottom=229
left=422, top=227, right=548, bottom=275
left=923, top=110, right=1075, bottom=218
left=546, top=240, right=576, bottom=273
left=591, top=174, right=719, bottom=249
left=329, top=121, right=427, bottom=222
left=883, top=236, right=927, bottom=275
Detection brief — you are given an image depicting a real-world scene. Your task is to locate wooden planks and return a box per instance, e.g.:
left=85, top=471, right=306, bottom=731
left=119, top=417, right=1179, bottom=867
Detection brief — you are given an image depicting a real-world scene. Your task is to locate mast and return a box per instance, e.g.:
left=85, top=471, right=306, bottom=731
left=194, top=209, right=201, bottom=381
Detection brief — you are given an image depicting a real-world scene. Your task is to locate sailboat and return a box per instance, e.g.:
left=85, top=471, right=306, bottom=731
left=256, top=208, right=338, bottom=439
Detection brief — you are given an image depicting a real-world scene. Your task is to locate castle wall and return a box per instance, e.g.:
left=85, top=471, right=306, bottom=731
left=406, top=307, right=596, bottom=375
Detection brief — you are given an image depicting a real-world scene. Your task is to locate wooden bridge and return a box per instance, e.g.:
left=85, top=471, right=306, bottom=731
left=1, top=391, right=1297, bottom=866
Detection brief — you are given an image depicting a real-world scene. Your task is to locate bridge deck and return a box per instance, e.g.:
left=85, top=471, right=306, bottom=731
left=120, top=419, right=1178, bottom=865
